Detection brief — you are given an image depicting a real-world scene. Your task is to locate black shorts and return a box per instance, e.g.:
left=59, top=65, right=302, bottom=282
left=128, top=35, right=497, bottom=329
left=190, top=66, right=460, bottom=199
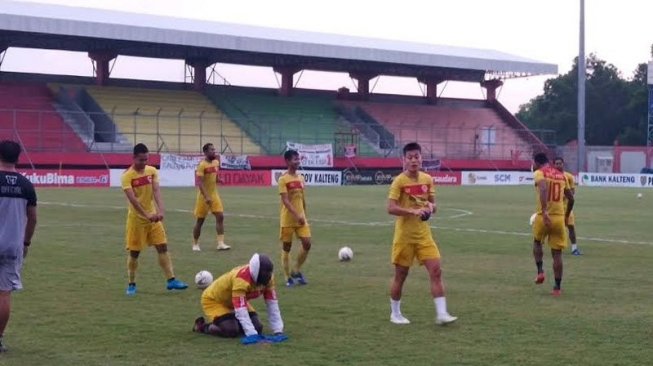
left=213, top=311, right=259, bottom=326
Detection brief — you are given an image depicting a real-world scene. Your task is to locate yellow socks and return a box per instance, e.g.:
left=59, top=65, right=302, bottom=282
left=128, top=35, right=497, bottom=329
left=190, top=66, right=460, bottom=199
left=281, top=250, right=291, bottom=279
left=157, top=252, right=175, bottom=279
left=294, top=247, right=309, bottom=273
left=127, top=256, right=138, bottom=283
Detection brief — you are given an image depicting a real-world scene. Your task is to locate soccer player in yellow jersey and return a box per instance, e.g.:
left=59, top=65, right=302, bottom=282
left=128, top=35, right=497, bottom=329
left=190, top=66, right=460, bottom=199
left=387, top=142, right=456, bottom=326
left=532, top=153, right=574, bottom=296
left=278, top=150, right=312, bottom=287
left=554, top=157, right=581, bottom=256
left=192, top=143, right=230, bottom=251
left=121, top=143, right=188, bottom=296
left=192, top=253, right=287, bottom=345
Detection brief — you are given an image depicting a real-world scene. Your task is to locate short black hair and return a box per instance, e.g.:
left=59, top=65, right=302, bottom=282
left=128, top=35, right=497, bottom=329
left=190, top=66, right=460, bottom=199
left=554, top=157, right=564, bottom=163
left=202, top=143, right=214, bottom=153
left=133, top=143, right=149, bottom=155
left=403, top=142, right=421, bottom=155
left=0, top=140, right=21, bottom=164
left=533, top=152, right=549, bottom=165
left=284, top=149, right=299, bottom=161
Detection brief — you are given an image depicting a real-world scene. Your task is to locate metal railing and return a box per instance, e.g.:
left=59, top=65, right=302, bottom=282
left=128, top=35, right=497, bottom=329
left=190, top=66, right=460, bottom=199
left=0, top=108, right=555, bottom=159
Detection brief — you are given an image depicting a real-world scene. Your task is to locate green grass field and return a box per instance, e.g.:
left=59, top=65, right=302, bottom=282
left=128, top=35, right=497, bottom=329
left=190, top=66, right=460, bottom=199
left=3, top=186, right=653, bottom=366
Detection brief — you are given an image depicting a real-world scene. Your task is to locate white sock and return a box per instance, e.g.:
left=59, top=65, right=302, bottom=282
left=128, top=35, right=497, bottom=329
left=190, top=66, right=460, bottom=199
left=434, top=297, right=448, bottom=318
left=390, top=299, right=402, bottom=316
left=571, top=244, right=578, bottom=251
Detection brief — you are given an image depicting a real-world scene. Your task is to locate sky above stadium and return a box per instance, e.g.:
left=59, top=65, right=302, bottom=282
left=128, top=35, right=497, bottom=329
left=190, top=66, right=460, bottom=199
left=3, top=0, right=652, bottom=112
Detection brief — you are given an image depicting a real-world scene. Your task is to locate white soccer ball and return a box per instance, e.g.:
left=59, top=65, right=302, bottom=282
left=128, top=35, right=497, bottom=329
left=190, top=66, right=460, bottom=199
left=529, top=213, right=537, bottom=226
left=194, top=270, right=213, bottom=289
left=338, top=246, right=354, bottom=261
left=637, top=193, right=643, bottom=199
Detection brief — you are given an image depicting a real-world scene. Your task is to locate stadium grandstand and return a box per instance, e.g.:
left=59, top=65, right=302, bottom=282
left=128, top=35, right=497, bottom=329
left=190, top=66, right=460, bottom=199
left=0, top=0, right=557, bottom=170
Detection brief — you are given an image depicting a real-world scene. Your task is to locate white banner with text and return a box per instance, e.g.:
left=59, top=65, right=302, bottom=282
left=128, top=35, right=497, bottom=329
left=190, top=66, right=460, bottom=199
left=461, top=171, right=534, bottom=186
left=271, top=169, right=342, bottom=186
left=286, top=142, right=333, bottom=168
left=578, top=172, right=653, bottom=188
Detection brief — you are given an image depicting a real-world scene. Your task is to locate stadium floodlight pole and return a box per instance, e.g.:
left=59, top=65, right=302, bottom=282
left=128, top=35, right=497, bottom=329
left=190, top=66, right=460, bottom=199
left=577, top=0, right=586, bottom=173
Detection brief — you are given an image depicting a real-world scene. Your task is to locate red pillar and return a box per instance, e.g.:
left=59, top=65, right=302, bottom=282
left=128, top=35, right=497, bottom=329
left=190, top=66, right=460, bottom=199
left=88, top=51, right=117, bottom=86
left=349, top=72, right=378, bottom=101
left=185, top=59, right=210, bottom=91
left=273, top=66, right=300, bottom=96
left=418, top=77, right=444, bottom=104
left=480, top=79, right=504, bottom=102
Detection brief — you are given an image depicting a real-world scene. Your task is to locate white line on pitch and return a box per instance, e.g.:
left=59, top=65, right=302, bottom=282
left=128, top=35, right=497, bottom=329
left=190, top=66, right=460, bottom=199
left=40, top=201, right=652, bottom=246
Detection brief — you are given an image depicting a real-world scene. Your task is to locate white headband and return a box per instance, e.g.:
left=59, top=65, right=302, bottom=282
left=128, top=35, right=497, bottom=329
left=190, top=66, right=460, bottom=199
left=249, top=253, right=260, bottom=282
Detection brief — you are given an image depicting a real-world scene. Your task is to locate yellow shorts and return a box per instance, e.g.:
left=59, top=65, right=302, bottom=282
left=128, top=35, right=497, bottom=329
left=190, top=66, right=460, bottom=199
left=125, top=220, right=167, bottom=251
left=566, top=211, right=576, bottom=227
left=194, top=194, right=224, bottom=218
left=532, top=215, right=568, bottom=250
left=279, top=226, right=311, bottom=243
left=391, top=240, right=441, bottom=267
left=201, top=296, right=255, bottom=322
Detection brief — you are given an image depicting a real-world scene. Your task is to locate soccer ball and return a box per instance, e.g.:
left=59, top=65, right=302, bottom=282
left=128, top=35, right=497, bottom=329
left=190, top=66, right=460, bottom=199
left=194, top=270, right=213, bottom=289
left=338, top=246, right=354, bottom=261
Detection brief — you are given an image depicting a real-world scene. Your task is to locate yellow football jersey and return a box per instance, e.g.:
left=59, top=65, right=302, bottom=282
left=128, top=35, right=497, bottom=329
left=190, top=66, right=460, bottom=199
left=196, top=159, right=220, bottom=196
left=121, top=165, right=159, bottom=222
left=201, top=265, right=276, bottom=309
left=534, top=166, right=568, bottom=216
left=388, top=172, right=435, bottom=244
left=563, top=171, right=576, bottom=207
left=278, top=172, right=306, bottom=227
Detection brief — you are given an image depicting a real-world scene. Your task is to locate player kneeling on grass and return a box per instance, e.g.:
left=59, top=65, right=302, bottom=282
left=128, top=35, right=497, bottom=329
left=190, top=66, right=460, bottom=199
left=387, top=142, right=457, bottom=326
left=193, top=253, right=288, bottom=345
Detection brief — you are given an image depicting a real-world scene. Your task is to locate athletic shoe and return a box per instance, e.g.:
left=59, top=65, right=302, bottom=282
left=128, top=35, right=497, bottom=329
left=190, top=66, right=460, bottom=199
left=571, top=249, right=582, bottom=256
left=551, top=288, right=561, bottom=297
left=192, top=244, right=201, bottom=252
left=126, top=283, right=137, bottom=296
left=166, top=279, right=189, bottom=290
left=390, top=313, right=411, bottom=325
left=534, top=272, right=545, bottom=284
left=291, top=272, right=307, bottom=285
left=216, top=243, right=231, bottom=251
left=193, top=317, right=206, bottom=333
left=285, top=277, right=295, bottom=287
left=436, top=314, right=458, bottom=326
left=0, top=337, right=8, bottom=353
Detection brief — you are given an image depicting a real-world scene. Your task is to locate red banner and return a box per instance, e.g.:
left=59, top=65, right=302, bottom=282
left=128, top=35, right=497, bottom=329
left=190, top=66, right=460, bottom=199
left=19, top=169, right=110, bottom=187
left=218, top=170, right=271, bottom=186
left=430, top=171, right=462, bottom=186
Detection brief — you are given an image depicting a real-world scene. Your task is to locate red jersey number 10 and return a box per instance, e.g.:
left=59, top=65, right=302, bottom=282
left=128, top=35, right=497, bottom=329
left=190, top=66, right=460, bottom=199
left=547, top=181, right=561, bottom=202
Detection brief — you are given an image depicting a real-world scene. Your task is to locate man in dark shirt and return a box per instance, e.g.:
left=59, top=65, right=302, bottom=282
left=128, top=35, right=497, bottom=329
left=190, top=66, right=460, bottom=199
left=0, top=140, right=37, bottom=353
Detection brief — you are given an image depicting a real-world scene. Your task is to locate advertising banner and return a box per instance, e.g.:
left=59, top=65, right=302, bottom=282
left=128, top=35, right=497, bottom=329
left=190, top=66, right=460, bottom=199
left=218, top=170, right=270, bottom=186
left=20, top=169, right=110, bottom=187
left=578, top=172, right=653, bottom=188
left=342, top=169, right=400, bottom=185
left=272, top=169, right=341, bottom=186
left=430, top=171, right=462, bottom=186
left=461, top=171, right=534, bottom=186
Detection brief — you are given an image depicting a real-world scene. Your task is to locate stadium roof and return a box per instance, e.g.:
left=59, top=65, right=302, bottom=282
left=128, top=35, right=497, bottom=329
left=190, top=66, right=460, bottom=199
left=0, top=1, right=557, bottom=80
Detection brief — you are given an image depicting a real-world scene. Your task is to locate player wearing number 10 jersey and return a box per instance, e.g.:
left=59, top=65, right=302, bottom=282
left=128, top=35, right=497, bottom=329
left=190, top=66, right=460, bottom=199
left=531, top=153, right=574, bottom=296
